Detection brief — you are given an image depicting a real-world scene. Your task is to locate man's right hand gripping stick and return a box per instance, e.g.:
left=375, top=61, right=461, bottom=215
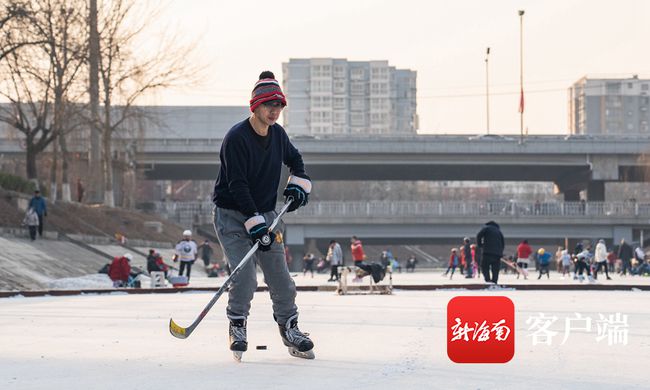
left=244, top=214, right=276, bottom=251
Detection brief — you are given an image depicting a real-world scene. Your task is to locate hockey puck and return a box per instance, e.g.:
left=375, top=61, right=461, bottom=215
left=256, top=345, right=267, bottom=350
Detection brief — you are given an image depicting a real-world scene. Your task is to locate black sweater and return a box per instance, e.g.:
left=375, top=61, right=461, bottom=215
left=476, top=221, right=505, bottom=257
left=212, top=119, right=308, bottom=217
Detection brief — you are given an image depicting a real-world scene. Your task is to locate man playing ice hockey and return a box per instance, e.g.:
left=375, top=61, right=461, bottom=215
left=212, top=71, right=314, bottom=361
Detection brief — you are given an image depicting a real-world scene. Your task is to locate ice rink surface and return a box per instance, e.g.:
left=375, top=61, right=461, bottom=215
left=1, top=289, right=649, bottom=390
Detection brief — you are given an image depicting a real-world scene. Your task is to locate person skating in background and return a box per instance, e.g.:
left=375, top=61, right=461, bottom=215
left=571, top=241, right=583, bottom=277
left=607, top=249, right=617, bottom=274
left=561, top=249, right=572, bottom=278
left=21, top=207, right=39, bottom=241
left=173, top=230, right=198, bottom=281
left=537, top=248, right=551, bottom=279
left=476, top=221, right=505, bottom=284
left=472, top=243, right=481, bottom=278
left=445, top=248, right=460, bottom=280
left=516, top=239, right=532, bottom=280
left=593, top=239, right=612, bottom=280
left=458, top=243, right=466, bottom=276
left=617, top=239, right=633, bottom=276
left=28, top=189, right=47, bottom=237
left=326, top=240, right=343, bottom=282
left=555, top=246, right=564, bottom=273
left=391, top=257, right=402, bottom=273
left=385, top=248, right=394, bottom=267
left=199, top=240, right=214, bottom=269
left=406, top=254, right=418, bottom=272
left=575, top=247, right=594, bottom=282
left=211, top=71, right=314, bottom=360
left=351, top=236, right=366, bottom=266
left=634, top=245, right=646, bottom=269
left=462, top=237, right=473, bottom=278
left=379, top=251, right=390, bottom=268
left=315, top=256, right=328, bottom=274
left=302, top=253, right=315, bottom=278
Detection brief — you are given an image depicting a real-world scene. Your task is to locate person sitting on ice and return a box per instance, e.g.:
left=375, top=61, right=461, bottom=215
left=147, top=250, right=170, bottom=278
left=405, top=255, right=417, bottom=273
left=109, top=253, right=132, bottom=287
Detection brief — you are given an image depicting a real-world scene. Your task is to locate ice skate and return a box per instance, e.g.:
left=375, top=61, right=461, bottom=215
left=288, top=347, right=315, bottom=359
left=229, top=318, right=247, bottom=362
left=279, top=314, right=315, bottom=360
left=232, top=350, right=243, bottom=362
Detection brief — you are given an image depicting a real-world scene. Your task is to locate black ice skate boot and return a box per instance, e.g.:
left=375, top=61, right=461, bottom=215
left=229, top=317, right=247, bottom=362
left=278, top=314, right=315, bottom=359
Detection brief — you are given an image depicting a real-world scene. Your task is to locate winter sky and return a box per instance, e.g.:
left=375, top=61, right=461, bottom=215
left=141, top=0, right=650, bottom=135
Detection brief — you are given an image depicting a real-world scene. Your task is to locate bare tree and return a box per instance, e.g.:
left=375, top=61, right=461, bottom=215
left=0, top=0, right=88, bottom=196
left=41, top=0, right=88, bottom=201
left=0, top=1, right=43, bottom=62
left=87, top=0, right=102, bottom=203
left=95, top=0, right=201, bottom=207
left=0, top=48, right=56, bottom=184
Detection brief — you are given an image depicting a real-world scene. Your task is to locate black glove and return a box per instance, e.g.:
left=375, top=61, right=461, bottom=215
left=283, top=175, right=311, bottom=212
left=245, top=215, right=276, bottom=251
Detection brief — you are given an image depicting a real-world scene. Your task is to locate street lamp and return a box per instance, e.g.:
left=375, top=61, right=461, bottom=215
left=518, top=10, right=525, bottom=144
left=485, top=47, right=491, bottom=135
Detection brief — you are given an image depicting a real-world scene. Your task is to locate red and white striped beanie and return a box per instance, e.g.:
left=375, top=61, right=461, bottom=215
left=249, top=71, right=287, bottom=112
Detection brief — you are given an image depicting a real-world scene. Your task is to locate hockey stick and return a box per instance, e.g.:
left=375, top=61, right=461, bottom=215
left=169, top=200, right=293, bottom=339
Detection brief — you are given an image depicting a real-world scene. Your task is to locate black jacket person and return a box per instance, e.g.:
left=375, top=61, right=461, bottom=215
left=477, top=221, right=505, bottom=284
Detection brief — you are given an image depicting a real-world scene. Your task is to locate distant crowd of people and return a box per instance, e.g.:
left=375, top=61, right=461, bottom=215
left=296, top=236, right=419, bottom=284
left=501, top=237, right=649, bottom=282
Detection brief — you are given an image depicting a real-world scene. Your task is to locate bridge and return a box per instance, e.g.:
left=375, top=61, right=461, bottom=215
left=133, top=135, right=650, bottom=201
left=2, top=134, right=649, bottom=201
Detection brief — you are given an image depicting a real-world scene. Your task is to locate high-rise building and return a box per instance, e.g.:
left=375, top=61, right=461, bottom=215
left=569, top=75, right=650, bottom=135
left=282, top=58, right=417, bottom=136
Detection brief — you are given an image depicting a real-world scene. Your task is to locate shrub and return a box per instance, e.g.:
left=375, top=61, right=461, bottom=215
left=0, top=172, right=41, bottom=195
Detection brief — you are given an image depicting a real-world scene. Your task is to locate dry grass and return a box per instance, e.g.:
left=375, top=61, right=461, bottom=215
left=0, top=188, right=209, bottom=244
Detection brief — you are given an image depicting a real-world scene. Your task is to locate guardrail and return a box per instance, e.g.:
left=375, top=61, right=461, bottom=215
left=141, top=200, right=650, bottom=226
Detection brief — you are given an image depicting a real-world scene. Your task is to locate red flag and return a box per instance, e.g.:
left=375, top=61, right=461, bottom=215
left=518, top=88, right=524, bottom=113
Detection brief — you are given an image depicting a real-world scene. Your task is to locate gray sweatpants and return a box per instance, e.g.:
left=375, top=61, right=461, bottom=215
left=214, top=207, right=297, bottom=325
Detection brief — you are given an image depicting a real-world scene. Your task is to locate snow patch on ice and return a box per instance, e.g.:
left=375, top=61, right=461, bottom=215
left=47, top=274, right=113, bottom=289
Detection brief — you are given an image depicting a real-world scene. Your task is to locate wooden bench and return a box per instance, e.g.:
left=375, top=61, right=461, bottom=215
left=336, top=265, right=393, bottom=295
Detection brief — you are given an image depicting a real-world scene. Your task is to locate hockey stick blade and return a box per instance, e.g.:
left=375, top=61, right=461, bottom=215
left=169, top=318, right=189, bottom=339
left=168, top=201, right=293, bottom=339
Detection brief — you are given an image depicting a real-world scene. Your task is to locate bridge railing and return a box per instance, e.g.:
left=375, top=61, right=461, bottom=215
left=294, top=201, right=650, bottom=218
left=142, top=200, right=650, bottom=225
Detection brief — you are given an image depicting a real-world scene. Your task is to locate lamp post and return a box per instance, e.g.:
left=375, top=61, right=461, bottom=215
left=485, top=47, right=491, bottom=135
left=518, top=9, right=525, bottom=144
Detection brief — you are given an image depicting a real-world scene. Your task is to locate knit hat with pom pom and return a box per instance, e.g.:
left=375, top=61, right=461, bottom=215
left=249, top=71, right=286, bottom=112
